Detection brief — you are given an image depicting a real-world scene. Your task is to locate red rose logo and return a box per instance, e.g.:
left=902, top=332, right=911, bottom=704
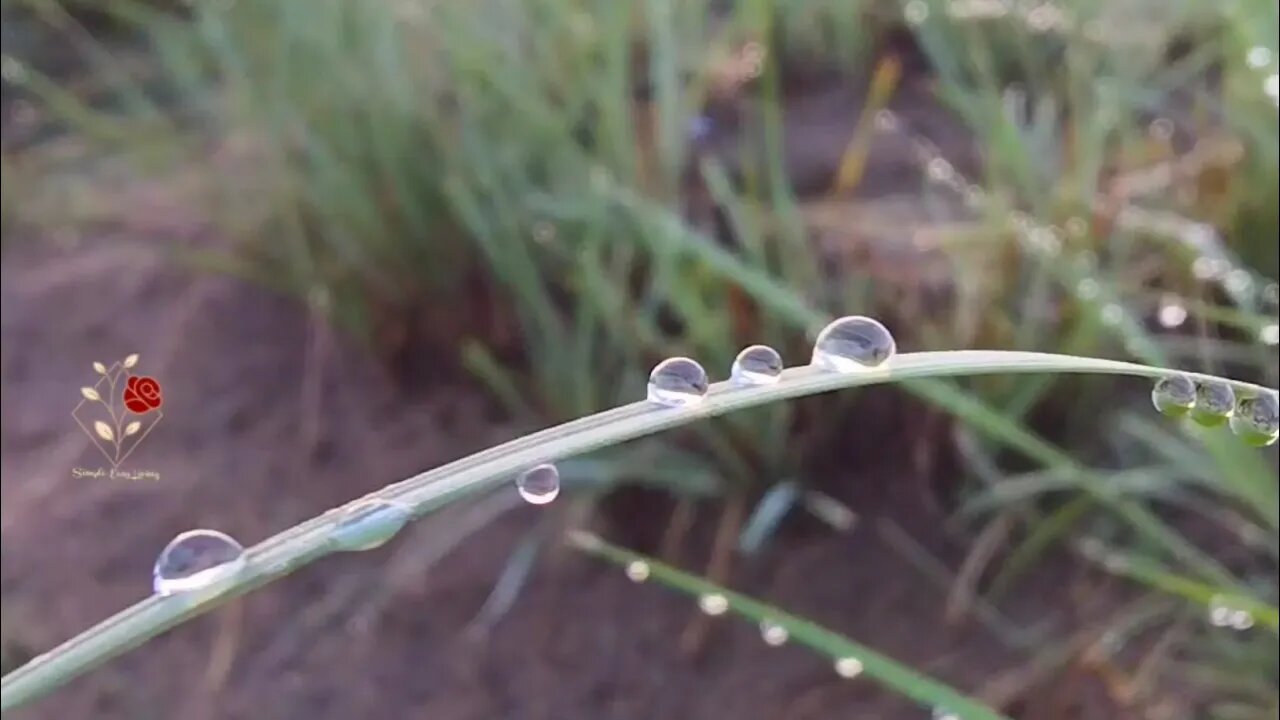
left=123, top=376, right=163, bottom=413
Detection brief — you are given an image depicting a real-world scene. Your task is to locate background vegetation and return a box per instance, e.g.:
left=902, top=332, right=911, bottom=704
left=2, top=0, right=1277, bottom=717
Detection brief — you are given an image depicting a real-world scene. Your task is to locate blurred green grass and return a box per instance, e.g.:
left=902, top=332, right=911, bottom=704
left=2, top=0, right=1277, bottom=715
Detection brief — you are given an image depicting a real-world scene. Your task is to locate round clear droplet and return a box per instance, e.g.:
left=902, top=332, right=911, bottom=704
left=731, top=345, right=784, bottom=386
left=330, top=498, right=412, bottom=552
left=1230, top=394, right=1279, bottom=447
left=1192, top=380, right=1235, bottom=427
left=516, top=463, right=561, bottom=505
left=760, top=620, right=789, bottom=646
left=834, top=657, right=864, bottom=678
left=1157, top=296, right=1188, bottom=328
left=1247, top=46, right=1273, bottom=69
left=698, top=593, right=729, bottom=616
left=811, top=316, right=896, bottom=372
left=647, top=357, right=709, bottom=407
left=625, top=560, right=650, bottom=583
left=1151, top=374, right=1196, bottom=418
left=152, top=529, right=246, bottom=596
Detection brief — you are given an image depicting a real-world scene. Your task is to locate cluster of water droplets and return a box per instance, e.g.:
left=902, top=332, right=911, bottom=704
left=1151, top=374, right=1279, bottom=446
left=1208, top=595, right=1256, bottom=631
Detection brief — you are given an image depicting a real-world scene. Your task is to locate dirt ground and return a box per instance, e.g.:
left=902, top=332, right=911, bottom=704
left=0, top=229, right=1143, bottom=720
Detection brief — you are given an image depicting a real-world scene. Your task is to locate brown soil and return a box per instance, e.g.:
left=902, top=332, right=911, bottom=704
left=0, top=231, right=1142, bottom=720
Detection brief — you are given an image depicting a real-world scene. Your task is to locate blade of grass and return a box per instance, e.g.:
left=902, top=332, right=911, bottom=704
left=567, top=530, right=1011, bottom=720
left=2, top=351, right=1273, bottom=710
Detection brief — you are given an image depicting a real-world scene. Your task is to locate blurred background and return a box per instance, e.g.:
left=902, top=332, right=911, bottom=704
left=1, top=0, right=1277, bottom=717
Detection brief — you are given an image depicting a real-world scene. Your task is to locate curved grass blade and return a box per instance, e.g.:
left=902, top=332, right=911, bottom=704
left=2, top=351, right=1274, bottom=710
left=567, top=530, right=1010, bottom=720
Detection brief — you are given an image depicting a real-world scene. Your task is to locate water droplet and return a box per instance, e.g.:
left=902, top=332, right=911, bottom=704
left=1248, top=46, right=1274, bottom=69
left=926, top=158, right=954, bottom=183
left=1076, top=279, right=1100, bottom=300
left=1157, top=297, right=1188, bottom=328
left=811, top=316, right=896, bottom=372
left=1148, top=118, right=1174, bottom=141
left=759, top=620, right=789, bottom=646
left=730, top=345, right=784, bottom=386
left=152, top=529, right=246, bottom=596
left=1151, top=374, right=1196, bottom=417
left=933, top=708, right=961, bottom=720
left=873, top=110, right=899, bottom=133
left=330, top=499, right=412, bottom=551
left=698, top=593, right=729, bottom=616
left=515, top=463, right=561, bottom=505
left=1261, top=324, right=1279, bottom=346
left=904, top=0, right=929, bottom=25
left=1192, top=380, right=1235, bottom=427
left=625, top=560, right=650, bottom=582
left=1230, top=394, right=1279, bottom=447
left=1225, top=269, right=1253, bottom=295
left=1101, top=304, right=1124, bottom=327
left=834, top=656, right=864, bottom=678
left=646, top=357, right=709, bottom=407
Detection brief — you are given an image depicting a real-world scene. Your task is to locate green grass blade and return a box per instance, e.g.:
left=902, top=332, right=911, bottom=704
left=2, top=351, right=1274, bottom=710
left=567, top=531, right=1011, bottom=720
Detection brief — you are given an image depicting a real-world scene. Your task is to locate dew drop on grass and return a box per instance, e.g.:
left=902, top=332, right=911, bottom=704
left=515, top=463, right=561, bottom=505
left=698, top=593, right=729, bottom=616
left=833, top=657, right=864, bottom=678
left=625, top=560, right=650, bottom=583
left=1157, top=297, right=1188, bottom=328
left=731, top=345, right=783, bottom=386
left=1230, top=394, right=1279, bottom=447
left=933, top=708, right=960, bottom=720
left=759, top=620, right=789, bottom=646
left=1248, top=46, right=1274, bottom=69
left=647, top=357, right=709, bottom=407
left=811, top=316, right=896, bottom=372
left=1191, top=380, right=1235, bottom=427
left=1209, top=596, right=1255, bottom=631
left=330, top=498, right=412, bottom=551
left=1151, top=374, right=1196, bottom=417
left=153, top=529, right=246, bottom=596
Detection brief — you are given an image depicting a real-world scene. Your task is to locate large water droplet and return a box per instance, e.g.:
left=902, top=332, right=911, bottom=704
left=647, top=357, right=709, bottom=407
left=1230, top=394, right=1279, bottom=447
left=330, top=498, right=412, bottom=551
left=515, top=463, right=561, bottom=505
left=1151, top=374, right=1196, bottom=417
left=759, top=620, right=789, bottom=646
left=698, top=593, right=729, bottom=616
left=153, top=529, right=246, bottom=596
left=731, top=345, right=783, bottom=386
left=811, top=316, right=896, bottom=372
left=1191, top=380, right=1235, bottom=427
left=833, top=657, right=864, bottom=678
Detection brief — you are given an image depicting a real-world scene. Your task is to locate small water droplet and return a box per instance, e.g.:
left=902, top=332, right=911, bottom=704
left=698, top=593, right=729, bottom=616
left=515, top=463, right=561, bottom=505
left=760, top=620, right=789, bottom=646
left=834, top=656, right=864, bottom=678
left=1151, top=374, right=1196, bottom=417
left=1101, top=304, right=1124, bottom=327
left=1261, top=324, right=1280, bottom=346
left=647, top=357, right=709, bottom=407
left=152, top=529, right=246, bottom=596
left=904, top=0, right=929, bottom=25
left=926, top=158, right=954, bottom=183
left=330, top=499, right=412, bottom=551
left=1076, top=279, right=1100, bottom=300
left=873, top=110, right=899, bottom=133
left=933, top=707, right=961, bottom=720
left=1225, top=269, right=1253, bottom=295
left=1230, top=394, right=1279, bottom=447
left=730, top=345, right=784, bottom=386
left=811, top=316, right=896, bottom=372
left=1248, top=46, right=1274, bottom=69
left=625, top=560, right=650, bottom=582
left=1192, top=380, right=1235, bottom=427
left=1157, top=296, right=1188, bottom=328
